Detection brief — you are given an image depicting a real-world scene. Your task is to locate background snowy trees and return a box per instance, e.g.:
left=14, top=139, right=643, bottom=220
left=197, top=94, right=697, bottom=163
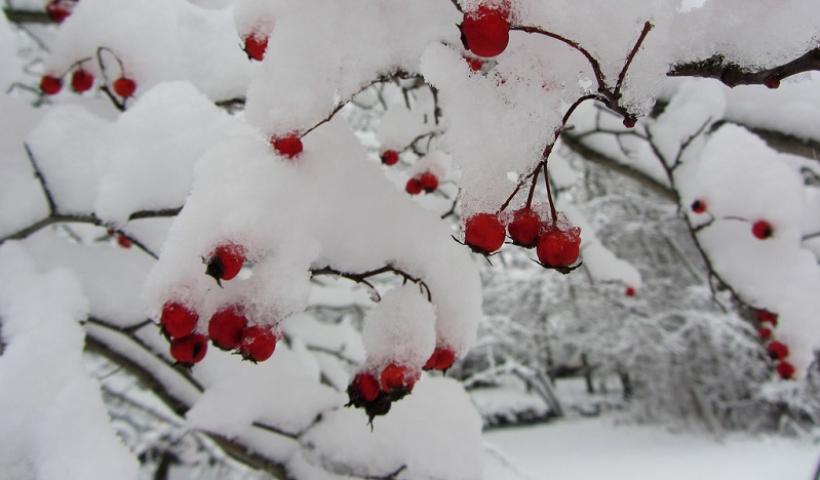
left=0, top=0, right=819, bottom=478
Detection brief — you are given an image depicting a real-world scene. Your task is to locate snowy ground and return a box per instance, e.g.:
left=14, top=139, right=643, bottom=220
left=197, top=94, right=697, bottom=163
left=483, top=417, right=820, bottom=480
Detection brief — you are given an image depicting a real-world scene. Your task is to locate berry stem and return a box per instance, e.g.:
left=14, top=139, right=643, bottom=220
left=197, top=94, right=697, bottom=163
left=543, top=161, right=557, bottom=224
left=525, top=166, right=540, bottom=209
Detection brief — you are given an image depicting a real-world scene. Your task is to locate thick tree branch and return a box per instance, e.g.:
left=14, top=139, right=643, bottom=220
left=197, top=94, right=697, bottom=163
left=669, top=47, right=820, bottom=87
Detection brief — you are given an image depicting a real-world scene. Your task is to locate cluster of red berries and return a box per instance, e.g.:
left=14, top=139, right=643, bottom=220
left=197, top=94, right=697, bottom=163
left=756, top=310, right=795, bottom=379
left=270, top=133, right=303, bottom=159
left=40, top=69, right=137, bottom=98
left=463, top=209, right=581, bottom=271
left=690, top=199, right=775, bottom=241
left=243, top=33, right=269, bottom=61
left=347, top=346, right=456, bottom=422
left=45, top=0, right=77, bottom=23
left=405, top=171, right=439, bottom=196
left=460, top=3, right=511, bottom=59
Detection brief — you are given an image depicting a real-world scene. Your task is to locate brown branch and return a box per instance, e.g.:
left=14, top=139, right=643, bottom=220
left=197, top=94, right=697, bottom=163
left=614, top=22, right=654, bottom=97
left=24, top=143, right=57, bottom=215
left=668, top=47, right=820, bottom=87
left=311, top=264, right=432, bottom=302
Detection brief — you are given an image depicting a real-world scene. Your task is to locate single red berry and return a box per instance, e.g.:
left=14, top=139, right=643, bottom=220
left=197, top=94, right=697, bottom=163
left=767, top=341, right=789, bottom=360
left=776, top=361, right=795, bottom=379
left=756, top=310, right=778, bottom=326
left=160, top=302, right=199, bottom=339
left=170, top=334, right=208, bottom=365
left=508, top=208, right=541, bottom=248
left=70, top=69, right=94, bottom=93
left=113, top=76, right=137, bottom=98
left=240, top=325, right=277, bottom=362
left=40, top=75, right=62, bottom=95
left=46, top=2, right=72, bottom=23
left=419, top=171, right=439, bottom=193
left=244, top=34, right=268, bottom=61
left=424, top=346, right=457, bottom=371
left=465, top=56, right=484, bottom=72
left=380, top=363, right=417, bottom=393
left=116, top=234, right=132, bottom=249
left=461, top=6, right=510, bottom=58
left=758, top=327, right=772, bottom=340
left=464, top=213, right=506, bottom=254
left=381, top=150, right=399, bottom=166
left=206, top=243, right=245, bottom=284
left=208, top=305, right=248, bottom=350
left=764, top=77, right=780, bottom=89
left=751, top=220, right=773, bottom=240
left=405, top=178, right=422, bottom=196
left=352, top=372, right=381, bottom=403
left=271, top=134, right=303, bottom=158
left=691, top=199, right=707, bottom=214
left=537, top=226, right=581, bottom=268
left=623, top=117, right=637, bottom=128
left=625, top=286, right=636, bottom=297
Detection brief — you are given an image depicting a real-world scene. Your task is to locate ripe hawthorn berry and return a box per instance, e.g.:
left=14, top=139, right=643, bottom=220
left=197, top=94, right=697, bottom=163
left=116, top=234, right=132, bottom=249
left=537, top=225, right=581, bottom=268
left=40, top=75, right=62, bottom=95
left=206, top=243, right=245, bottom=285
left=423, top=346, right=457, bottom=371
left=239, top=325, right=277, bottom=362
left=776, top=361, right=795, bottom=379
left=170, top=334, right=208, bottom=366
left=464, top=213, right=506, bottom=254
left=764, top=76, right=780, bottom=89
left=271, top=134, right=303, bottom=158
left=758, top=327, right=772, bottom=340
left=622, top=117, right=637, bottom=128
left=380, top=363, right=417, bottom=393
left=71, top=69, right=94, bottom=93
left=244, top=34, right=268, bottom=61
left=208, top=305, right=248, bottom=350
left=461, top=5, right=510, bottom=58
left=406, top=178, right=422, bottom=196
left=508, top=208, right=541, bottom=248
left=46, top=1, right=72, bottom=23
left=756, top=310, right=778, bottom=326
left=113, top=76, right=137, bottom=98
left=419, top=171, right=439, bottom=193
left=160, top=302, right=199, bottom=339
left=381, top=150, right=399, bottom=166
left=625, top=286, right=636, bottom=297
left=751, top=220, right=773, bottom=240
left=690, top=199, right=707, bottom=214
left=767, top=341, right=789, bottom=360
left=350, top=372, right=380, bottom=403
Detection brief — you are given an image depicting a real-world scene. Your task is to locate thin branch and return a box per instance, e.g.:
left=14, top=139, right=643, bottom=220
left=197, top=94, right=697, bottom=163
left=24, top=143, right=57, bottom=215
left=614, top=21, right=654, bottom=97
left=311, top=264, right=432, bottom=302
left=668, top=47, right=820, bottom=87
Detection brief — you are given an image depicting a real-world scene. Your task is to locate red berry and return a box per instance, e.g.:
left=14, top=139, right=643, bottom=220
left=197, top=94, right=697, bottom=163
left=461, top=5, right=510, bottom=58
left=170, top=334, right=208, bottom=365
left=380, top=363, right=417, bottom=393
left=116, top=234, right=132, bottom=249
left=244, top=34, right=268, bottom=61
left=113, top=77, right=137, bottom=98
left=625, top=286, right=636, bottom=297
left=623, top=117, right=637, bottom=128
left=240, top=325, right=277, bottom=362
left=537, top=225, right=581, bottom=268
left=758, top=327, right=772, bottom=340
left=352, top=372, right=380, bottom=402
left=208, top=305, right=248, bottom=350
left=767, top=341, right=789, bottom=360
left=160, top=302, right=199, bottom=339
left=508, top=208, right=541, bottom=248
left=464, top=213, right=506, bottom=254
left=381, top=150, right=399, bottom=166
left=46, top=2, right=72, bottom=23
left=752, top=220, right=773, bottom=240
left=691, top=199, right=707, bottom=214
left=764, top=77, right=780, bottom=89
left=419, top=172, right=439, bottom=193
left=756, top=310, right=778, bottom=326
left=776, top=361, right=795, bottom=379
left=271, top=134, right=303, bottom=158
left=424, top=346, right=457, bottom=371
left=465, top=56, right=484, bottom=72
left=70, top=69, right=94, bottom=93
left=206, top=243, right=245, bottom=283
left=40, top=75, right=62, bottom=95
left=405, top=178, right=422, bottom=195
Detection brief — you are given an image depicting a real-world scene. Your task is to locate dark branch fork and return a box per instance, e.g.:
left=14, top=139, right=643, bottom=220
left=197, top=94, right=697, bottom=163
left=311, top=264, right=433, bottom=302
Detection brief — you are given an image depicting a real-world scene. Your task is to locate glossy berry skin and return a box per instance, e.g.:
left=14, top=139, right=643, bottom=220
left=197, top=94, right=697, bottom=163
left=690, top=199, right=707, bottom=214
left=71, top=69, right=94, bottom=93
left=206, top=243, right=245, bottom=284
left=239, top=326, right=277, bottom=362
left=767, top=341, right=789, bottom=361
left=756, top=310, right=778, bottom=326
left=776, top=361, right=795, bottom=379
left=208, top=305, right=248, bottom=350
left=625, top=286, right=636, bottom=297
left=405, top=178, right=422, bottom=196
left=464, top=213, right=506, bottom=254
left=170, top=334, right=208, bottom=366
left=461, top=6, right=510, bottom=58
left=116, top=234, right=132, bottom=249
left=380, top=363, right=417, bottom=393
left=423, top=346, right=457, bottom=371
left=758, top=327, right=772, bottom=340
left=46, top=2, right=72, bottom=23
left=537, top=226, right=581, bottom=268
left=244, top=34, right=268, bottom=61
left=160, top=302, right=199, bottom=339
left=381, top=150, right=399, bottom=166
left=113, top=77, right=137, bottom=98
left=508, top=208, right=541, bottom=248
left=40, top=75, right=62, bottom=95
left=752, top=220, right=773, bottom=240
left=419, top=172, right=439, bottom=193
left=272, top=135, right=303, bottom=158
left=351, top=372, right=380, bottom=403
left=764, top=77, right=780, bottom=89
